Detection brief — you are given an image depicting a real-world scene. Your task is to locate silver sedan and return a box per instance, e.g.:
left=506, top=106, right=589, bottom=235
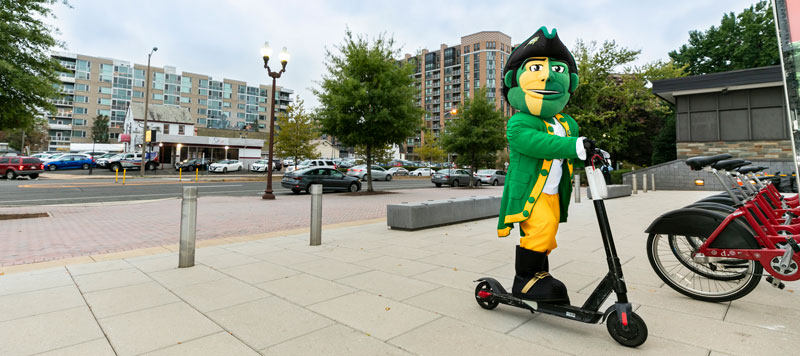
left=475, top=169, right=506, bottom=186
left=346, top=165, right=392, bottom=181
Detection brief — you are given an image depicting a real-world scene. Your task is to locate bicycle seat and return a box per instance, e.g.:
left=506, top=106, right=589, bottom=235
left=712, top=159, right=748, bottom=171
left=736, top=166, right=762, bottom=174
left=685, top=154, right=732, bottom=171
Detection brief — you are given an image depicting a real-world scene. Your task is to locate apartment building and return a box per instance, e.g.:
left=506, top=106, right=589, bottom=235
left=46, top=52, right=293, bottom=151
left=402, top=31, right=513, bottom=158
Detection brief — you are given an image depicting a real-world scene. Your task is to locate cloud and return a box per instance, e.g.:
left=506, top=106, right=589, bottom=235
left=49, top=0, right=759, bottom=108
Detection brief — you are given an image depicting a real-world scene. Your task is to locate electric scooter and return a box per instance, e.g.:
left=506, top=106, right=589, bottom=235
left=473, top=149, right=648, bottom=347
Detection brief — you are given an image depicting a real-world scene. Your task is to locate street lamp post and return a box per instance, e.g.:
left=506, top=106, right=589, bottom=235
left=141, top=46, right=158, bottom=177
left=225, top=145, right=229, bottom=160
left=260, top=42, right=289, bottom=200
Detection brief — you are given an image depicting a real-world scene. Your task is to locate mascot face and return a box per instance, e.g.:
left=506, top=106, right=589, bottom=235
left=507, top=57, right=572, bottom=117
left=502, top=27, right=579, bottom=118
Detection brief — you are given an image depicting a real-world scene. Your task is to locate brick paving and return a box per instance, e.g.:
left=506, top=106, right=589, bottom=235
left=0, top=187, right=503, bottom=266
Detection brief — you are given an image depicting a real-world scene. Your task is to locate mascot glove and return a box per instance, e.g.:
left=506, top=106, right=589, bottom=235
left=576, top=137, right=588, bottom=160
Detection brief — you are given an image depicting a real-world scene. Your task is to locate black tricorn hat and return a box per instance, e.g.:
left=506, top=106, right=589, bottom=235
left=502, top=26, right=577, bottom=104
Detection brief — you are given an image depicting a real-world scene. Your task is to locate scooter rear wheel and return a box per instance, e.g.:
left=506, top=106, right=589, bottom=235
left=474, top=281, right=499, bottom=310
left=606, top=310, right=647, bottom=347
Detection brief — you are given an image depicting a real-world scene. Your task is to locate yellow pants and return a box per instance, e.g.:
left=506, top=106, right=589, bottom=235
left=519, top=193, right=560, bottom=253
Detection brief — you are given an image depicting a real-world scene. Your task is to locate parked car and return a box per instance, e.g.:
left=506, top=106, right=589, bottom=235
left=272, top=159, right=283, bottom=171
left=41, top=153, right=67, bottom=162
left=431, top=169, right=480, bottom=187
left=175, top=158, right=212, bottom=172
left=0, top=156, right=44, bottom=179
left=337, top=160, right=355, bottom=169
left=387, top=167, right=409, bottom=176
left=97, top=153, right=123, bottom=168
left=250, top=160, right=271, bottom=172
left=79, top=150, right=108, bottom=158
left=285, top=159, right=337, bottom=173
left=209, top=159, right=243, bottom=173
left=43, top=154, right=94, bottom=171
left=281, top=167, right=361, bottom=194
left=282, top=158, right=294, bottom=167
left=410, top=167, right=435, bottom=176
left=475, top=169, right=507, bottom=186
left=31, top=153, right=51, bottom=160
left=346, top=165, right=392, bottom=181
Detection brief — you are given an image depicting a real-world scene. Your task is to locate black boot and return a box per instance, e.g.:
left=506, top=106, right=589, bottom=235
left=512, top=246, right=569, bottom=304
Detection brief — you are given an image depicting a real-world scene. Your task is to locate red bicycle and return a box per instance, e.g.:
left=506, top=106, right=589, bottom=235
left=646, top=154, right=800, bottom=302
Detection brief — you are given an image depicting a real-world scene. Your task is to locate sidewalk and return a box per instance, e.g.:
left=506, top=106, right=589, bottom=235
left=1, top=190, right=797, bottom=355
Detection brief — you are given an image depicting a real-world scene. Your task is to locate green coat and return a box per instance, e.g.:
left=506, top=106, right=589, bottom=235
left=497, top=112, right=580, bottom=237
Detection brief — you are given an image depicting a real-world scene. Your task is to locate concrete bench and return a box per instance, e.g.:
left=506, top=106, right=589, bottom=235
left=387, top=196, right=501, bottom=230
left=587, top=184, right=632, bottom=199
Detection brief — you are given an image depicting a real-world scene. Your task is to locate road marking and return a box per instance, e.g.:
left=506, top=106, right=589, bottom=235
left=0, top=189, right=262, bottom=204
left=18, top=181, right=250, bottom=189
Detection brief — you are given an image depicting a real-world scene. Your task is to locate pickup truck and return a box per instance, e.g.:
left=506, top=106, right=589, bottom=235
left=107, top=152, right=160, bottom=171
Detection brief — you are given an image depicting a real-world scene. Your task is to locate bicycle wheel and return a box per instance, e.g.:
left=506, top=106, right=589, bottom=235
left=647, top=233, right=762, bottom=302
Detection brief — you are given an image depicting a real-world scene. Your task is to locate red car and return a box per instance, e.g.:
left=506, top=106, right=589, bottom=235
left=0, top=156, right=44, bottom=179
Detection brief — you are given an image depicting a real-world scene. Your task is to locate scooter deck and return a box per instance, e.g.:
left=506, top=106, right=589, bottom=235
left=476, top=277, right=605, bottom=324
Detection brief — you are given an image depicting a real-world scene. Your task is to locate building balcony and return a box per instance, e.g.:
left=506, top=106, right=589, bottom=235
left=59, top=88, right=74, bottom=94
left=52, top=99, right=73, bottom=106
left=48, top=123, right=73, bottom=131
left=52, top=111, right=73, bottom=118
left=59, top=75, right=75, bottom=83
left=60, top=63, right=76, bottom=70
left=49, top=136, right=71, bottom=142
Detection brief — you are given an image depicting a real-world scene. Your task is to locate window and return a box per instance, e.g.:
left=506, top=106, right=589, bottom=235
left=178, top=125, right=185, bottom=135
left=99, top=86, right=112, bottom=94
left=198, top=108, right=207, bottom=115
left=74, top=119, right=86, bottom=126
left=237, top=103, right=245, bottom=110
left=97, top=98, right=111, bottom=105
left=223, top=101, right=231, bottom=108
left=76, top=71, right=90, bottom=80
left=74, top=107, right=88, bottom=114
left=199, top=88, right=208, bottom=96
left=180, top=97, right=190, bottom=103
left=473, top=43, right=479, bottom=51
left=74, top=95, right=89, bottom=103
left=133, top=91, right=144, bottom=98
left=71, top=130, right=86, bottom=137
left=76, top=84, right=89, bottom=91
left=199, top=99, right=207, bottom=106
left=153, top=93, right=163, bottom=100
left=97, top=109, right=110, bottom=116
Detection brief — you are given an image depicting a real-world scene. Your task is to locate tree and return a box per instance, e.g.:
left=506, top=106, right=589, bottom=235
left=91, top=115, right=109, bottom=143
left=275, top=97, right=316, bottom=169
left=314, top=29, right=422, bottom=192
left=669, top=0, right=778, bottom=75
left=354, top=143, right=393, bottom=165
left=651, top=113, right=677, bottom=165
left=415, top=129, right=446, bottom=165
left=0, top=122, right=48, bottom=154
left=441, top=87, right=505, bottom=187
left=0, top=0, right=67, bottom=130
left=565, top=39, right=685, bottom=166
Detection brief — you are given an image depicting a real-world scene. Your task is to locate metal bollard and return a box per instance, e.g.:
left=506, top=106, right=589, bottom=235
left=632, top=174, right=637, bottom=194
left=179, top=186, right=198, bottom=268
left=122, top=169, right=127, bottom=185
left=643, top=174, right=648, bottom=193
left=195, top=168, right=199, bottom=182
left=651, top=174, right=656, bottom=191
left=115, top=168, right=119, bottom=183
left=179, top=167, right=182, bottom=182
left=310, top=184, right=322, bottom=246
left=573, top=174, right=581, bottom=203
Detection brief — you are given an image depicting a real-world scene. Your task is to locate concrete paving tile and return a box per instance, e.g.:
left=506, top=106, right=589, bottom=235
left=404, top=286, right=534, bottom=333
left=36, top=338, right=115, bottom=356
left=73, top=267, right=152, bottom=293
left=0, top=268, right=72, bottom=296
left=624, top=282, right=729, bottom=320
left=0, top=284, right=85, bottom=322
left=223, top=241, right=283, bottom=256
left=736, top=281, right=800, bottom=311
left=389, top=316, right=567, bottom=356
left=194, top=246, right=233, bottom=258
left=411, top=266, right=483, bottom=291
left=125, top=251, right=176, bottom=262
left=83, top=281, right=179, bottom=319
left=127, top=254, right=179, bottom=273
left=725, top=300, right=800, bottom=335
left=99, top=302, right=221, bottom=356
left=308, top=246, right=383, bottom=263
left=149, top=265, right=227, bottom=289
left=330, top=238, right=389, bottom=250
left=220, top=261, right=301, bottom=284
left=555, top=260, right=663, bottom=288
left=368, top=244, right=440, bottom=260
left=142, top=331, right=260, bottom=356
left=416, top=252, right=505, bottom=273
left=354, top=255, right=440, bottom=277
left=636, top=305, right=795, bottom=355
left=336, top=270, right=439, bottom=301
left=207, top=297, right=334, bottom=350
left=263, top=324, right=413, bottom=356
left=386, top=236, right=442, bottom=249
left=425, top=242, right=503, bottom=258
left=0, top=306, right=104, bottom=356
left=308, top=291, right=440, bottom=341
left=197, top=252, right=261, bottom=269
left=291, top=258, right=372, bottom=280
left=510, top=313, right=708, bottom=356
left=66, top=259, right=132, bottom=276
left=252, top=249, right=324, bottom=266
left=476, top=248, right=515, bottom=262
left=256, top=273, right=355, bottom=306
left=172, top=278, right=269, bottom=312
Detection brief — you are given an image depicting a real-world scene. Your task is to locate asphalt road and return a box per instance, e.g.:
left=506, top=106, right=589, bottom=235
left=0, top=177, right=437, bottom=206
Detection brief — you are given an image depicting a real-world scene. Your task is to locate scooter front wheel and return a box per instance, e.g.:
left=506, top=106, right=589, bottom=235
left=606, top=310, right=648, bottom=347
left=474, top=281, right=499, bottom=310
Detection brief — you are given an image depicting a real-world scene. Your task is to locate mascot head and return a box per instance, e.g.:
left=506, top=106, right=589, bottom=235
left=502, top=26, right=579, bottom=118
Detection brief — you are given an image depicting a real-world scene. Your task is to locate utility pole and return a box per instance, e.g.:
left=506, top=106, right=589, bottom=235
left=20, top=130, right=25, bottom=155
left=141, top=47, right=158, bottom=176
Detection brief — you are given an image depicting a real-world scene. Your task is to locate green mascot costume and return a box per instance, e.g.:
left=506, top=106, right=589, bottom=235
left=498, top=26, right=593, bottom=304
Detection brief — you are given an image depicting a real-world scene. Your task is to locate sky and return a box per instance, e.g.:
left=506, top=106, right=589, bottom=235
left=49, top=0, right=761, bottom=108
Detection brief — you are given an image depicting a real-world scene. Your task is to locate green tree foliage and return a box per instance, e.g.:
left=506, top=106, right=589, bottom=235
left=415, top=129, right=446, bottom=165
left=91, top=115, right=109, bottom=143
left=669, top=0, right=778, bottom=75
left=0, top=122, right=48, bottom=153
left=275, top=97, right=317, bottom=169
left=354, top=143, right=393, bottom=165
left=0, top=0, right=67, bottom=130
left=441, top=87, right=505, bottom=187
left=651, top=113, right=677, bottom=164
left=314, top=29, right=422, bottom=191
left=566, top=40, right=685, bottom=166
